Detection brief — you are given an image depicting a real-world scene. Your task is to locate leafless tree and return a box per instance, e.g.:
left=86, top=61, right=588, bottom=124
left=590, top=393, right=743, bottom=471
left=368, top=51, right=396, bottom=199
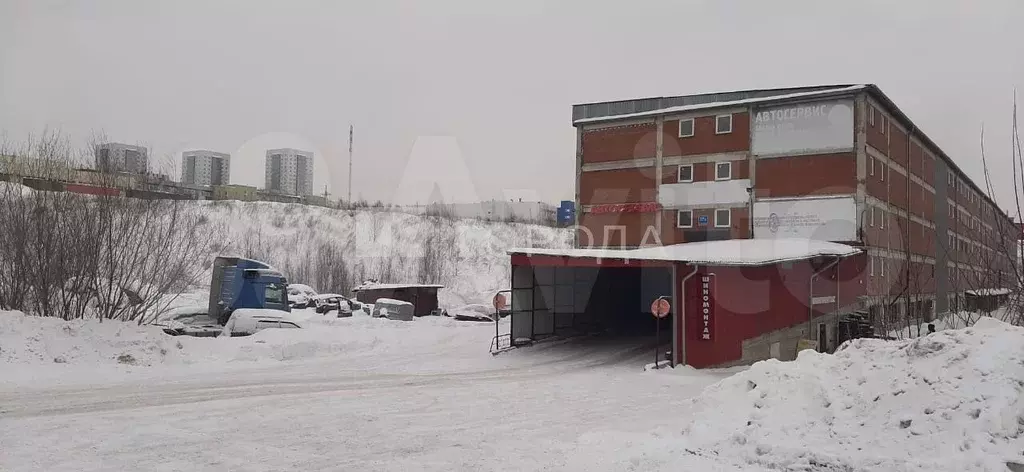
left=0, top=131, right=213, bottom=323
left=418, top=216, right=460, bottom=285
left=976, top=95, right=1024, bottom=326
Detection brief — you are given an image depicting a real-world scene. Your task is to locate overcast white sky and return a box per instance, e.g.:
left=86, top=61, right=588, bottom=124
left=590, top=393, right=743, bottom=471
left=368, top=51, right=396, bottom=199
left=1, top=0, right=1022, bottom=207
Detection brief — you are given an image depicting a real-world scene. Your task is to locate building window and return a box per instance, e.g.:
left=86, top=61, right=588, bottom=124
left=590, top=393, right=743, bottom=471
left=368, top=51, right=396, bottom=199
left=677, top=210, right=693, bottom=228
left=880, top=164, right=885, bottom=182
left=678, top=118, right=695, bottom=138
left=869, top=156, right=875, bottom=176
left=880, top=208, right=885, bottom=229
left=948, top=171, right=954, bottom=185
left=869, top=106, right=875, bottom=127
left=880, top=257, right=885, bottom=277
left=880, top=115, right=887, bottom=135
left=714, top=208, right=731, bottom=228
left=869, top=256, right=874, bottom=276
left=715, top=114, right=733, bottom=134
left=715, top=162, right=732, bottom=181
left=677, top=164, right=694, bottom=183
left=869, top=206, right=874, bottom=227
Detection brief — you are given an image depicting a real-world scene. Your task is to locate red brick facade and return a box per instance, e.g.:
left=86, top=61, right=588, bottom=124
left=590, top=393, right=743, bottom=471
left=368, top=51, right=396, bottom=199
left=755, top=153, right=857, bottom=197
left=662, top=112, right=750, bottom=156
left=574, top=89, right=1017, bottom=322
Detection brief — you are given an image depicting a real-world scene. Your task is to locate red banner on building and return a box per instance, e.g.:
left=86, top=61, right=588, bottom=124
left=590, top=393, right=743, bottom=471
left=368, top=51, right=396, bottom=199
left=696, top=273, right=714, bottom=341
left=589, top=202, right=661, bottom=214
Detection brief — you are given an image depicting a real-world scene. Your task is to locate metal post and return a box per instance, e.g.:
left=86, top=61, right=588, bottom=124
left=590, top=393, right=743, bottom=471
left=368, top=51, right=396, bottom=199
left=747, top=187, right=755, bottom=237
left=834, top=261, right=840, bottom=352
left=654, top=309, right=660, bottom=369
left=348, top=125, right=353, bottom=205
left=677, top=265, right=700, bottom=366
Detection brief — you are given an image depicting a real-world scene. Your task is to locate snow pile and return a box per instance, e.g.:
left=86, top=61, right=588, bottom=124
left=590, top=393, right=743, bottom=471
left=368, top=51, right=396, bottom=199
left=0, top=309, right=505, bottom=387
left=0, top=310, right=186, bottom=367
left=225, top=315, right=493, bottom=366
left=577, top=318, right=1024, bottom=471
left=448, top=303, right=495, bottom=321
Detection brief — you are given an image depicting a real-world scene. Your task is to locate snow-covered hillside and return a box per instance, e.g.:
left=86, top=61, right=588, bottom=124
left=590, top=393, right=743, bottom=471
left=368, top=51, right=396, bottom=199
left=188, top=200, right=572, bottom=308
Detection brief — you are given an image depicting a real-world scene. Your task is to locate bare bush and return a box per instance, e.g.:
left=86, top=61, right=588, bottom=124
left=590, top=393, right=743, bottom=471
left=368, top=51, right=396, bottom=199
left=424, top=203, right=456, bottom=220
left=313, top=241, right=356, bottom=294
left=418, top=217, right=460, bottom=284
left=0, top=133, right=211, bottom=323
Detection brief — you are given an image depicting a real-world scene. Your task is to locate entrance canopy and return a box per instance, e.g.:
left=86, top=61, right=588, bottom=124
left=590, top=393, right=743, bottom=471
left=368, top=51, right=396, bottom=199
left=509, top=238, right=860, bottom=267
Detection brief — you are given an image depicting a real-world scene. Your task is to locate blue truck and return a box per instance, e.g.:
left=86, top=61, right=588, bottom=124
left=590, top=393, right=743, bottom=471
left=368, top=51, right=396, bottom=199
left=208, top=256, right=291, bottom=325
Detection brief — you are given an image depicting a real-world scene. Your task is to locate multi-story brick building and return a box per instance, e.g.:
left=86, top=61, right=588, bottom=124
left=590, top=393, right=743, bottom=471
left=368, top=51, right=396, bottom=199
left=571, top=84, right=1017, bottom=321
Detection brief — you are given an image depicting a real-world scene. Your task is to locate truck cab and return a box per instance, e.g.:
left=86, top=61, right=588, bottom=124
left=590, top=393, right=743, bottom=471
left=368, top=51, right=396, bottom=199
left=208, top=256, right=290, bottom=325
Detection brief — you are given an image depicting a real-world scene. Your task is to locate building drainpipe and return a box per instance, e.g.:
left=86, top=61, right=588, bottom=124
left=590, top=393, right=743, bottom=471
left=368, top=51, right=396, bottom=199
left=747, top=187, right=755, bottom=238
left=809, top=257, right=842, bottom=347
left=675, top=264, right=700, bottom=366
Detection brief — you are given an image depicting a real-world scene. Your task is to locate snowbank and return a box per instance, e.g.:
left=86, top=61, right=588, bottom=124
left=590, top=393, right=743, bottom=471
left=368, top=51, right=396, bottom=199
left=574, top=318, right=1024, bottom=471
left=0, top=310, right=186, bottom=367
left=0, top=309, right=504, bottom=387
left=888, top=307, right=1017, bottom=340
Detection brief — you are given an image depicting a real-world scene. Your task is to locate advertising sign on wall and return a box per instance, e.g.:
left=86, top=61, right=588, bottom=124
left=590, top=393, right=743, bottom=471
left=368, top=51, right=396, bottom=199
left=589, top=202, right=661, bottom=214
left=752, top=196, right=857, bottom=241
left=752, top=99, right=855, bottom=157
left=693, top=273, right=714, bottom=341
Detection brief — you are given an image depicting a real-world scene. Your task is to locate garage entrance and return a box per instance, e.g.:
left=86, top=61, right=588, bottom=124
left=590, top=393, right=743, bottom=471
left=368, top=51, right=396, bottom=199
left=508, top=239, right=865, bottom=368
left=509, top=262, right=674, bottom=353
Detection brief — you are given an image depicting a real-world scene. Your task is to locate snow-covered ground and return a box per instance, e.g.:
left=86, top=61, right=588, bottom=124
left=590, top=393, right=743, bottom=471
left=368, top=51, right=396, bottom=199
left=3, top=310, right=1023, bottom=471
left=0, top=309, right=737, bottom=471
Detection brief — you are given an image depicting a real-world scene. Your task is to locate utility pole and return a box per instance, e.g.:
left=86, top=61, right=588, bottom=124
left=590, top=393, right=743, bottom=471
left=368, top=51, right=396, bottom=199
left=348, top=125, right=353, bottom=206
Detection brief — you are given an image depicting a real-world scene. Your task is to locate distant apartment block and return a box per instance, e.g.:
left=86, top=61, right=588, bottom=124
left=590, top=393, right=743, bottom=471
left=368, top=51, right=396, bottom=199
left=95, top=143, right=148, bottom=174
left=264, top=148, right=314, bottom=196
left=181, top=150, right=230, bottom=187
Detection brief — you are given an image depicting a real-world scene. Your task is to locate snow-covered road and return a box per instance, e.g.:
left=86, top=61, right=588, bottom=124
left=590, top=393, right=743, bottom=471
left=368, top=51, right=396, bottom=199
left=0, top=335, right=736, bottom=472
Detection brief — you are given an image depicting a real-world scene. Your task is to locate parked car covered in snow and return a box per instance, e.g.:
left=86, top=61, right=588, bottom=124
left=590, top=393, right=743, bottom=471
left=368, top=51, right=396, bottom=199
left=446, top=304, right=494, bottom=322
left=311, top=293, right=361, bottom=317
left=371, top=298, right=415, bottom=321
left=288, top=283, right=318, bottom=309
left=222, top=308, right=303, bottom=335
left=154, top=305, right=301, bottom=337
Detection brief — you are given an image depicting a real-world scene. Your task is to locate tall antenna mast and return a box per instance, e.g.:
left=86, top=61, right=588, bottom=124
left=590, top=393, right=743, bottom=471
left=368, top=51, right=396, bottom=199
left=348, top=124, right=353, bottom=205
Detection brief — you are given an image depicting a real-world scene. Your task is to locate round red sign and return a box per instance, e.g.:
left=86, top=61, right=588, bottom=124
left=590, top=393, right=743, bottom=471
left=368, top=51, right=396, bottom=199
left=651, top=298, right=670, bottom=318
left=493, top=293, right=508, bottom=311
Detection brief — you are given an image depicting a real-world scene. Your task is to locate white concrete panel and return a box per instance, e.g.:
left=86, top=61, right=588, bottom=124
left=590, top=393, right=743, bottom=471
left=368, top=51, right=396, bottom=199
left=752, top=99, right=855, bottom=157
left=752, top=196, right=857, bottom=241
left=658, top=179, right=751, bottom=208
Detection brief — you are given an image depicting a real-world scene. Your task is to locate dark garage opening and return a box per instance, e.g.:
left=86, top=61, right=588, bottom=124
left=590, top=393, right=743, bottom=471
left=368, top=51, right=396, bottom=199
left=510, top=264, right=673, bottom=347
